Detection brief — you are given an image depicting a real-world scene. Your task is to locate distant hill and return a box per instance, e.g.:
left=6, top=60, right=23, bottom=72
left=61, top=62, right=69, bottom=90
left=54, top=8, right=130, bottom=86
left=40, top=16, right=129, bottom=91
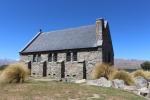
left=114, top=58, right=147, bottom=69
left=0, top=59, right=16, bottom=66
left=0, top=58, right=148, bottom=70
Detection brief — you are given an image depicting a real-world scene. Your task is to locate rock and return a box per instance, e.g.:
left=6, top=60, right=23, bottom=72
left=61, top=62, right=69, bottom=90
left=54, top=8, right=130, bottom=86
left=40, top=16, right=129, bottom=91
left=112, top=79, right=125, bottom=89
left=148, top=82, right=150, bottom=88
left=124, top=85, right=137, bottom=91
left=134, top=76, right=148, bottom=89
left=86, top=77, right=112, bottom=87
left=147, top=89, right=150, bottom=98
left=123, top=86, right=139, bottom=95
left=75, top=79, right=86, bottom=83
left=137, top=87, right=149, bottom=97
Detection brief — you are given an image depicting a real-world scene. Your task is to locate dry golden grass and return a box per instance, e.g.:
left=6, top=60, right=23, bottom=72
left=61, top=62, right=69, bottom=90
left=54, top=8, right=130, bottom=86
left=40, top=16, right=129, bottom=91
left=0, top=63, right=29, bottom=83
left=112, top=70, right=134, bottom=85
left=131, top=70, right=147, bottom=79
left=131, top=69, right=150, bottom=80
left=144, top=71, right=150, bottom=79
left=91, top=63, right=118, bottom=80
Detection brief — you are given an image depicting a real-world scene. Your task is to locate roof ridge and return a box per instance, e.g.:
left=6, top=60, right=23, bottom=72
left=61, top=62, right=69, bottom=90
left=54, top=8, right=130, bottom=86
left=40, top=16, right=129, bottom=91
left=43, top=24, right=95, bottom=34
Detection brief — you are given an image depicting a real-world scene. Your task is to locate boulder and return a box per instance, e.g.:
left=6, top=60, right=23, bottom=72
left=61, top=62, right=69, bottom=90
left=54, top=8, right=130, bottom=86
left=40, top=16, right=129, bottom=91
left=112, top=79, right=125, bottom=89
left=86, top=77, right=112, bottom=87
left=134, top=76, right=148, bottom=89
left=147, top=89, right=150, bottom=98
left=75, top=79, right=86, bottom=84
left=148, top=82, right=150, bottom=88
left=137, top=87, right=149, bottom=97
left=124, top=85, right=137, bottom=91
left=124, top=86, right=139, bottom=95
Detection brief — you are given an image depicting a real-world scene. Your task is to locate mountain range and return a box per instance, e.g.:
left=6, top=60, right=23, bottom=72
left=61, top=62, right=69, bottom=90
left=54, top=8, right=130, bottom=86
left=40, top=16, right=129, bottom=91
left=0, top=59, right=17, bottom=66
left=114, top=58, right=146, bottom=69
left=0, top=58, right=148, bottom=69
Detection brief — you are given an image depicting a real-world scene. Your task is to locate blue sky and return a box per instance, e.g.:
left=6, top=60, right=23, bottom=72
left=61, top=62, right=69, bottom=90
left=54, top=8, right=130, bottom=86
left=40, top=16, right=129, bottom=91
left=0, top=0, right=150, bottom=60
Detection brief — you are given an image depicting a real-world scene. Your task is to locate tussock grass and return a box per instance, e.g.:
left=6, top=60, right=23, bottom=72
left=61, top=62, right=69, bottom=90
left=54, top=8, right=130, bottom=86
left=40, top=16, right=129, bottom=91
left=144, top=71, right=150, bottom=79
left=91, top=63, right=118, bottom=80
left=112, top=70, right=134, bottom=85
left=131, top=69, right=150, bottom=80
left=0, top=63, right=29, bottom=83
left=131, top=70, right=147, bottom=79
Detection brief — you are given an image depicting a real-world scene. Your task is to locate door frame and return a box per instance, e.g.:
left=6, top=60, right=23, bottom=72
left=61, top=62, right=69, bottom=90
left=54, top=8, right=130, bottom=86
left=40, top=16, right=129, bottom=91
left=43, top=61, right=47, bottom=77
left=83, top=61, right=86, bottom=79
left=28, top=61, right=31, bottom=75
left=61, top=61, right=65, bottom=78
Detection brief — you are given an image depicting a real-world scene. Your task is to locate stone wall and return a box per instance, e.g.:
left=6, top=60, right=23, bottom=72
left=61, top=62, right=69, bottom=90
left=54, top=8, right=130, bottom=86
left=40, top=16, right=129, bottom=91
left=20, top=48, right=102, bottom=80
left=31, top=62, right=43, bottom=77
left=47, top=62, right=61, bottom=79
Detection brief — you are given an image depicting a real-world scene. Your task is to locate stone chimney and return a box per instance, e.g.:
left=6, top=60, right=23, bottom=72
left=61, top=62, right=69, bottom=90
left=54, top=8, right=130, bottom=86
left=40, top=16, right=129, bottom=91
left=96, top=18, right=104, bottom=46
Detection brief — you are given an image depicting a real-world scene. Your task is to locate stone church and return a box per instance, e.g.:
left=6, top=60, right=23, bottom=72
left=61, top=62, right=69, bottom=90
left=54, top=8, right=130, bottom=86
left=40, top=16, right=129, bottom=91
left=20, top=18, right=114, bottom=80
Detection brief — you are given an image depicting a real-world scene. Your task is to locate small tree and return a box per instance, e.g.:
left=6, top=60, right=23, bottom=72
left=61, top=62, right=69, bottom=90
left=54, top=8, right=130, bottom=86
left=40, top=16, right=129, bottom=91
left=141, top=61, right=150, bottom=71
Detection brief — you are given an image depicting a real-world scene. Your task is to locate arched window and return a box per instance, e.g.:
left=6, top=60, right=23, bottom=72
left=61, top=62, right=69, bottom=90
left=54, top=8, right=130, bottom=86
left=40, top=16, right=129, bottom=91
left=66, top=52, right=71, bottom=61
left=33, top=54, right=36, bottom=62
left=48, top=53, right=52, bottom=62
left=73, top=52, right=77, bottom=61
left=37, top=54, right=41, bottom=62
left=53, top=53, right=57, bottom=62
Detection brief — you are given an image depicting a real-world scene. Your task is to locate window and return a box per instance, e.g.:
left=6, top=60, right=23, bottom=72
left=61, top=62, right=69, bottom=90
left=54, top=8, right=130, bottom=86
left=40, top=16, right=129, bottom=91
left=37, top=54, right=41, bottom=62
left=48, top=53, right=52, bottom=62
left=73, top=52, right=77, bottom=61
left=66, top=52, right=71, bottom=61
left=33, top=54, right=36, bottom=62
left=53, top=53, right=57, bottom=62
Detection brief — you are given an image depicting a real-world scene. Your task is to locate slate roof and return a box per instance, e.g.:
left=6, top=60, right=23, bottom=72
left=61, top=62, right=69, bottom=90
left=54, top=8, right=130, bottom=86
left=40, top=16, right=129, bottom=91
left=21, top=24, right=104, bottom=53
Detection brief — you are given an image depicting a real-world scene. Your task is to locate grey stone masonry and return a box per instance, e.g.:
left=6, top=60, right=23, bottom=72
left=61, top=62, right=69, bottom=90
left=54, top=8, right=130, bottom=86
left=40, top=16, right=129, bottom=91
left=20, top=49, right=102, bottom=80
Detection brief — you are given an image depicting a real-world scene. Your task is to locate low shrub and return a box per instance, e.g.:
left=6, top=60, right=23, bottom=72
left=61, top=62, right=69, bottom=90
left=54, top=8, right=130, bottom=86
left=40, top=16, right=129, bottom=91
left=112, top=70, right=134, bottom=85
left=91, top=63, right=117, bottom=80
left=141, top=61, right=150, bottom=70
left=0, top=65, right=8, bottom=70
left=131, top=70, right=147, bottom=79
left=0, top=63, right=29, bottom=83
left=0, top=71, right=2, bottom=75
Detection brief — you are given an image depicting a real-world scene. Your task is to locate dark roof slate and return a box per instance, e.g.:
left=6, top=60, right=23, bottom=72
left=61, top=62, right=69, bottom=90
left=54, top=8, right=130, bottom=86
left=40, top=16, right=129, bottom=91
left=21, top=24, right=102, bottom=53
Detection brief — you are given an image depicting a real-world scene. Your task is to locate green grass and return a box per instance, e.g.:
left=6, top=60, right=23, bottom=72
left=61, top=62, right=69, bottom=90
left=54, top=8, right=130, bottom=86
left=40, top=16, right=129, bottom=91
left=0, top=80, right=146, bottom=100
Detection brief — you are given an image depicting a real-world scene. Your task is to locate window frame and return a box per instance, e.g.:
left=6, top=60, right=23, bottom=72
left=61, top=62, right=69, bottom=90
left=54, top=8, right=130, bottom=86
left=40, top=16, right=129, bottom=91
left=66, top=52, right=71, bottom=62
left=37, top=54, right=41, bottom=62
left=48, top=53, right=52, bottom=62
left=33, top=54, right=37, bottom=62
left=73, top=52, right=77, bottom=61
left=53, top=53, right=57, bottom=62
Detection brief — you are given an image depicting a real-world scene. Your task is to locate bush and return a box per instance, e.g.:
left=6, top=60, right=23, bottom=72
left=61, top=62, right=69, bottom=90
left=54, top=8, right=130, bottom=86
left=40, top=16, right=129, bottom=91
left=0, top=65, right=8, bottom=70
left=91, top=63, right=117, bottom=80
left=0, top=63, right=29, bottom=83
left=141, top=61, right=150, bottom=70
left=131, top=70, right=147, bottom=79
left=112, top=70, right=134, bottom=85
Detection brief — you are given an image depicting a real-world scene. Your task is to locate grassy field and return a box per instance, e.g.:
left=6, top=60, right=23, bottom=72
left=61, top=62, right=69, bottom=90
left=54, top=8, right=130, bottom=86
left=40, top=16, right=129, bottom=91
left=0, top=80, right=146, bottom=100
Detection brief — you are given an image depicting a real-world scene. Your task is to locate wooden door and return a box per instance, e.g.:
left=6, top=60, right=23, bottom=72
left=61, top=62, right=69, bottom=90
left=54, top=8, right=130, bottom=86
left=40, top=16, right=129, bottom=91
left=83, top=61, right=86, bottom=79
left=28, top=61, right=31, bottom=75
left=61, top=61, right=65, bottom=78
left=43, top=61, right=47, bottom=77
